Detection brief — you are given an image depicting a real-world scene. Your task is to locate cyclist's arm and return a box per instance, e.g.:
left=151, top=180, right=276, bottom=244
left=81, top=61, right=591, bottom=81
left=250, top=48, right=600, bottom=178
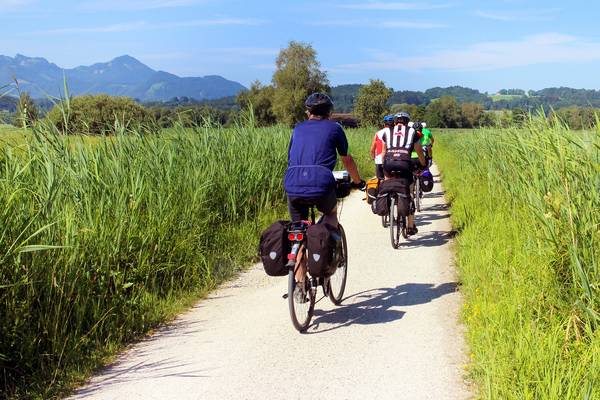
left=341, top=155, right=361, bottom=184
left=414, top=142, right=427, bottom=167
left=369, top=135, right=377, bottom=160
left=430, top=135, right=435, bottom=146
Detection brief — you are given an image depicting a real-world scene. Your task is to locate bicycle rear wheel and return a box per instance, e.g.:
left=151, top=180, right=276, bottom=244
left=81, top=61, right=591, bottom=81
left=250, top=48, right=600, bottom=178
left=328, top=224, right=348, bottom=305
left=389, top=196, right=401, bottom=249
left=414, top=179, right=421, bottom=212
left=288, top=269, right=315, bottom=332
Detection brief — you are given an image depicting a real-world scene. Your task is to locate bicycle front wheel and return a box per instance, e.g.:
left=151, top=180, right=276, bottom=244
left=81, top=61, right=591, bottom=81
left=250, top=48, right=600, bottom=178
left=328, top=224, right=348, bottom=305
left=389, top=196, right=401, bottom=249
left=288, top=269, right=315, bottom=332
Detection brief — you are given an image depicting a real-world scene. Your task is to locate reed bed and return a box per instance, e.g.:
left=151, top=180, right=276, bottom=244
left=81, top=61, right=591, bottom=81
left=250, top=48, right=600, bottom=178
left=435, top=120, right=600, bottom=399
left=0, top=116, right=375, bottom=398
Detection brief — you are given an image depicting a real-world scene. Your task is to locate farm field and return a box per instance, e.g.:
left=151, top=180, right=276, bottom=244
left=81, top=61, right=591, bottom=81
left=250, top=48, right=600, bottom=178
left=435, top=123, right=600, bottom=399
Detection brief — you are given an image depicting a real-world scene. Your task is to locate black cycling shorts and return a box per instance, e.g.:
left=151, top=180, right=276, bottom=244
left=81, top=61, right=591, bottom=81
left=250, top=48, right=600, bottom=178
left=287, top=188, right=337, bottom=222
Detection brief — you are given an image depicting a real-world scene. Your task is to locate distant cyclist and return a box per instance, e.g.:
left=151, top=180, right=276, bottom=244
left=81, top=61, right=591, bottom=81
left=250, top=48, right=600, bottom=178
left=370, top=115, right=394, bottom=179
left=381, top=111, right=427, bottom=235
left=412, top=122, right=434, bottom=165
left=284, top=93, right=365, bottom=282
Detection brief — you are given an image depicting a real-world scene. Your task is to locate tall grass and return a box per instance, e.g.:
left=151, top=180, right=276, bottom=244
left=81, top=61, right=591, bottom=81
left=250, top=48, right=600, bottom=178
left=436, top=120, right=600, bottom=399
left=0, top=113, right=375, bottom=398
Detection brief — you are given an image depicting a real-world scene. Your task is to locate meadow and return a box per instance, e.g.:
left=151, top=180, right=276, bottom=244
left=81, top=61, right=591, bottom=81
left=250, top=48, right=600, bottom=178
left=0, top=119, right=374, bottom=399
left=435, top=121, right=600, bottom=399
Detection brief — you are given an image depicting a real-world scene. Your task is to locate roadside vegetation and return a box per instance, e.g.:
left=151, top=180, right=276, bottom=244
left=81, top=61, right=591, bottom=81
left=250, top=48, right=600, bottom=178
left=435, top=120, right=600, bottom=399
left=0, top=107, right=374, bottom=398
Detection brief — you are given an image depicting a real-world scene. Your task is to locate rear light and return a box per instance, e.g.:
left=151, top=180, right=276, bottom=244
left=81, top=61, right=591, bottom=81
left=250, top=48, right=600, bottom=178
left=288, top=232, right=305, bottom=241
left=287, top=253, right=296, bottom=260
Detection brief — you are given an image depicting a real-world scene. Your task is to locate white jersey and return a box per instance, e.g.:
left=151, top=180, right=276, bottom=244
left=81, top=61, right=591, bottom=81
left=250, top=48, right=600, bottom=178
left=384, top=125, right=417, bottom=150
left=374, top=127, right=391, bottom=164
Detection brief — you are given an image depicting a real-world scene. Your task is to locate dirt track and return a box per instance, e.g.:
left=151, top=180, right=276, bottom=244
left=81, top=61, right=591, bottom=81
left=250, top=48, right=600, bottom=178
left=69, top=165, right=471, bottom=400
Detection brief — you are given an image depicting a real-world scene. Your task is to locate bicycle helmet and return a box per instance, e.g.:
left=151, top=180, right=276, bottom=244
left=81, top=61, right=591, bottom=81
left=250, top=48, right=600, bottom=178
left=395, top=111, right=410, bottom=120
left=421, top=122, right=427, bottom=128
left=383, top=115, right=394, bottom=124
left=305, top=92, right=333, bottom=116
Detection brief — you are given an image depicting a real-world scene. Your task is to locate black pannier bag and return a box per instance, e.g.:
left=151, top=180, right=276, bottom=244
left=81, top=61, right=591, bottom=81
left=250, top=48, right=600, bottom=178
left=371, top=193, right=390, bottom=216
left=306, top=223, right=337, bottom=277
left=379, top=179, right=412, bottom=217
left=383, top=148, right=412, bottom=176
left=259, top=220, right=291, bottom=276
left=367, top=186, right=378, bottom=204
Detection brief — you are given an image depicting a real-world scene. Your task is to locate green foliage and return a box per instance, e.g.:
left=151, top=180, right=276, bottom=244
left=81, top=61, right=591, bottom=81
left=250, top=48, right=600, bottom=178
left=425, top=96, right=462, bottom=128
left=236, top=81, right=276, bottom=126
left=550, top=107, right=598, bottom=130
left=499, top=88, right=526, bottom=95
left=14, top=92, right=39, bottom=128
left=460, top=103, right=485, bottom=128
left=436, top=122, right=600, bottom=399
left=46, top=95, right=153, bottom=135
left=390, top=103, right=426, bottom=122
left=272, top=41, right=330, bottom=126
left=353, top=79, right=393, bottom=127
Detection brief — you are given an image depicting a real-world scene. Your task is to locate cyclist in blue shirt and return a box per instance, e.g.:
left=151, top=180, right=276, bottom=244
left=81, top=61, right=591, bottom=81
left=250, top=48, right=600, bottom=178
left=284, top=93, right=364, bottom=282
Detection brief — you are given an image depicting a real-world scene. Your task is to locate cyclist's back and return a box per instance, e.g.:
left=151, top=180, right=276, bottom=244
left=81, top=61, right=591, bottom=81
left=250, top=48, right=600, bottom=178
left=284, top=93, right=364, bottom=224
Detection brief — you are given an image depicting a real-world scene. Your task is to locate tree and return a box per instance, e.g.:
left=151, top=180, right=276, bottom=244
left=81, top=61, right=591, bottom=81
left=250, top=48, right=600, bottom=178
left=461, top=103, right=484, bottom=128
left=272, top=41, right=329, bottom=126
left=354, top=79, right=393, bottom=127
left=46, top=95, right=153, bottom=135
left=236, top=81, right=276, bottom=126
left=425, top=96, right=462, bottom=128
left=14, top=92, right=39, bottom=128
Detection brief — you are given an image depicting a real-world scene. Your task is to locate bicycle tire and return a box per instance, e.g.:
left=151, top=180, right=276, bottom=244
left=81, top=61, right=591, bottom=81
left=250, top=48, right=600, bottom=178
left=288, top=269, right=315, bottom=332
left=415, top=178, right=421, bottom=213
left=328, top=224, right=348, bottom=305
left=381, top=213, right=389, bottom=228
left=389, top=196, right=401, bottom=249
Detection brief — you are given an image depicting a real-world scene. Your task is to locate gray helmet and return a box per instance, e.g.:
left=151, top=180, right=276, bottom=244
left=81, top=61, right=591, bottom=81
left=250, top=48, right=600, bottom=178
left=395, top=111, right=410, bottom=120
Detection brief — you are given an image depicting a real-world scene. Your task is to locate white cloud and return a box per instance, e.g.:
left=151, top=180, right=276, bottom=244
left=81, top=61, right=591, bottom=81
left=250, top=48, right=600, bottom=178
left=338, top=1, right=451, bottom=11
left=41, top=22, right=148, bottom=34
left=475, top=9, right=559, bottom=22
left=332, top=33, right=600, bottom=72
left=309, top=19, right=445, bottom=29
left=81, top=0, right=208, bottom=11
left=37, top=18, right=266, bottom=35
left=0, top=0, right=34, bottom=12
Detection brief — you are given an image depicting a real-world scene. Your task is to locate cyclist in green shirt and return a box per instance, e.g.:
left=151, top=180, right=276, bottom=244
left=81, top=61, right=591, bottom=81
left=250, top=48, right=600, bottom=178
left=411, top=122, right=434, bottom=165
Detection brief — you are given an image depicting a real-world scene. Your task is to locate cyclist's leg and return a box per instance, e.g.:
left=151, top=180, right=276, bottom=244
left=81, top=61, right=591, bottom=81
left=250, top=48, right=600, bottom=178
left=315, top=189, right=338, bottom=228
left=375, top=163, right=385, bottom=180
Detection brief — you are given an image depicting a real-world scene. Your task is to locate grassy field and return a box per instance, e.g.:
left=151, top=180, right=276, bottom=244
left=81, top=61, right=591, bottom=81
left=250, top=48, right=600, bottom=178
left=435, top=122, right=600, bottom=399
left=0, top=121, right=375, bottom=399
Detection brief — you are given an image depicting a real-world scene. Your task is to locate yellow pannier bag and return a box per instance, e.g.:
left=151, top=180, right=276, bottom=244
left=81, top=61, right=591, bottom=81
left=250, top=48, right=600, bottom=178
left=365, top=177, right=380, bottom=204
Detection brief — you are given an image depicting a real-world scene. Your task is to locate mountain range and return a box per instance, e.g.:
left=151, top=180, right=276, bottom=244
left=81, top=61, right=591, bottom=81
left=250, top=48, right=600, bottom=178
left=0, top=54, right=246, bottom=101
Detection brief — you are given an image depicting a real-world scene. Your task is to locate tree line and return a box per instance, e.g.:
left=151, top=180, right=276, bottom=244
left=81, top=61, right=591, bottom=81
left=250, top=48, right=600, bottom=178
left=2, top=41, right=599, bottom=132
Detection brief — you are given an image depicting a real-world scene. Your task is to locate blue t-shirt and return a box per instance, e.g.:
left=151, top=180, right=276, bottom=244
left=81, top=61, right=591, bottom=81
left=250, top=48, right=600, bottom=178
left=284, top=119, right=349, bottom=197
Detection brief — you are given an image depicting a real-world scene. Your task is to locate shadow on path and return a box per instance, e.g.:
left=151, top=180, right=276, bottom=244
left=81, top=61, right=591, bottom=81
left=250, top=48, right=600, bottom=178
left=308, top=282, right=458, bottom=333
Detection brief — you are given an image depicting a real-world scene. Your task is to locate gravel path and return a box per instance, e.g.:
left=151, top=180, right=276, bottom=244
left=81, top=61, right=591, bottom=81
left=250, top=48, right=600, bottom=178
left=69, top=165, right=471, bottom=400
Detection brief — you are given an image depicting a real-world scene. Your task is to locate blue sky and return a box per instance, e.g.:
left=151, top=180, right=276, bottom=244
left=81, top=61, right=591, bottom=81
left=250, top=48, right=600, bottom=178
left=2, top=0, right=600, bottom=92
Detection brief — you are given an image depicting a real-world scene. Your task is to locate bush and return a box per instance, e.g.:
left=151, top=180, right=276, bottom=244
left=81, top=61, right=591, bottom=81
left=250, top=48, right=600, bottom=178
left=46, top=95, right=153, bottom=135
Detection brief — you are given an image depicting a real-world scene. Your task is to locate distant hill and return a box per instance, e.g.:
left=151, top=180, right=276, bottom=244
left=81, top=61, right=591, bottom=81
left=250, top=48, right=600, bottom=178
left=0, top=54, right=246, bottom=101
